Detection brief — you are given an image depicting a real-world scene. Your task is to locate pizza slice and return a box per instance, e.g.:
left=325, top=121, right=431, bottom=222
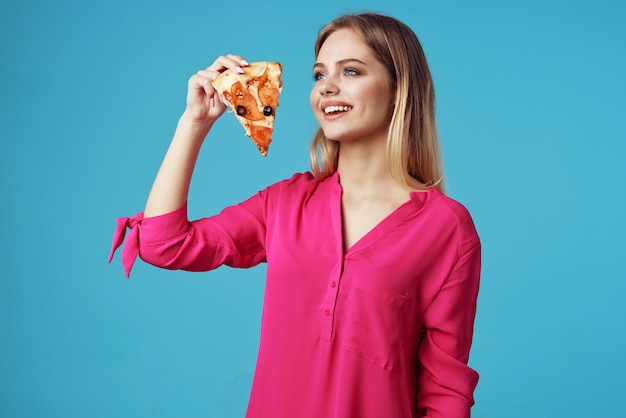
left=212, top=61, right=283, bottom=156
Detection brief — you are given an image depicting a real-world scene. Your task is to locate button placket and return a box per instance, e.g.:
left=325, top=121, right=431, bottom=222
left=320, top=260, right=343, bottom=342
left=321, top=176, right=345, bottom=343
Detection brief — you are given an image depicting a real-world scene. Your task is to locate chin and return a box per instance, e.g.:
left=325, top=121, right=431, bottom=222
left=321, top=128, right=354, bottom=142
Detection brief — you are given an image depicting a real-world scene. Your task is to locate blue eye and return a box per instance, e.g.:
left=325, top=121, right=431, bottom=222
left=313, top=72, right=326, bottom=81
left=344, top=68, right=358, bottom=76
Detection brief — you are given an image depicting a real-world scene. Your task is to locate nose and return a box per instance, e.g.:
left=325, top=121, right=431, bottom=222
left=318, top=77, right=338, bottom=96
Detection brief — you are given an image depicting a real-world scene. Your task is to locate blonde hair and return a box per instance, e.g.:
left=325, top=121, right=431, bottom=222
left=309, top=12, right=445, bottom=192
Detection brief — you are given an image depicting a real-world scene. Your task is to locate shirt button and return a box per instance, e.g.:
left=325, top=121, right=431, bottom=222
left=324, top=309, right=330, bottom=316
left=331, top=281, right=336, bottom=288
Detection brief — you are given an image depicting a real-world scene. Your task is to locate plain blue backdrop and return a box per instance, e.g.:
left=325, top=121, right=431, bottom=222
left=1, top=0, right=625, bottom=416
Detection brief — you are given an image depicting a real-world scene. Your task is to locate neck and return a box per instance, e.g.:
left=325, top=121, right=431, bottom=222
left=336, top=140, right=404, bottom=198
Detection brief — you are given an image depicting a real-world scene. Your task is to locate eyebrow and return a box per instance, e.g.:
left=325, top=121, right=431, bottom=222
left=313, top=58, right=367, bottom=71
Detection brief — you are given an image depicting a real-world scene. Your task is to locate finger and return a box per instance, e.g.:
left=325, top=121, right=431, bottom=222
left=188, top=73, right=216, bottom=100
left=194, top=70, right=230, bottom=106
left=205, top=54, right=249, bottom=74
left=191, top=72, right=230, bottom=106
left=196, top=68, right=221, bottom=82
left=226, top=54, right=249, bottom=67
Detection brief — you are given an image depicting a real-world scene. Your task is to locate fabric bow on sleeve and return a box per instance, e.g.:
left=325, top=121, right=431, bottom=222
left=108, top=212, right=144, bottom=278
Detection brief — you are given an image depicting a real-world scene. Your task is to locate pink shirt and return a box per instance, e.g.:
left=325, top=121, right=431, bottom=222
left=109, top=172, right=481, bottom=418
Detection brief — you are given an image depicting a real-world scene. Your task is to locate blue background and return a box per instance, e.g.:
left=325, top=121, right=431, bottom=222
left=1, top=0, right=625, bottom=416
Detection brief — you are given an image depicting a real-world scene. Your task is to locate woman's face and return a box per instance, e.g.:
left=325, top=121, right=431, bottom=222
left=310, top=28, right=394, bottom=144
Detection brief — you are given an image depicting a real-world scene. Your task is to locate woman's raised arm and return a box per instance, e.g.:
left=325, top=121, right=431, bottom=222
left=143, top=54, right=248, bottom=217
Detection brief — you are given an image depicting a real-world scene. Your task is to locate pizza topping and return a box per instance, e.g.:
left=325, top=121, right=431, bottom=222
left=324, top=105, right=352, bottom=114
left=258, top=69, right=280, bottom=110
left=263, top=106, right=273, bottom=116
left=231, top=82, right=264, bottom=121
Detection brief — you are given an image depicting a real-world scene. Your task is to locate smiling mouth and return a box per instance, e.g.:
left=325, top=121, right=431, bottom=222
left=324, top=105, right=352, bottom=115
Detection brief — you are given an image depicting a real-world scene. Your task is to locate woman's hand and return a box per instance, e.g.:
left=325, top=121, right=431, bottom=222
left=183, top=54, right=249, bottom=124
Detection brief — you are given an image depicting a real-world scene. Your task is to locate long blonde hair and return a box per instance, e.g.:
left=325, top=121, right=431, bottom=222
left=309, top=12, right=445, bottom=192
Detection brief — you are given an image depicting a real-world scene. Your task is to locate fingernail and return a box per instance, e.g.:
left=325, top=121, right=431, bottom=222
left=235, top=66, right=244, bottom=73
left=241, top=60, right=249, bottom=66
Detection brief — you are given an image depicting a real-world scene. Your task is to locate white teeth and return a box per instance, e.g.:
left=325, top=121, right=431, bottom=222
left=324, top=105, right=352, bottom=114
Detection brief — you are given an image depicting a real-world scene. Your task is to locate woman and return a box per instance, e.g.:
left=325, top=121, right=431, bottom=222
left=110, top=12, right=481, bottom=418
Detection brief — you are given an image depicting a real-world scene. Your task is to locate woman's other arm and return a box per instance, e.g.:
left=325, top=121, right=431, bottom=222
left=417, top=240, right=481, bottom=418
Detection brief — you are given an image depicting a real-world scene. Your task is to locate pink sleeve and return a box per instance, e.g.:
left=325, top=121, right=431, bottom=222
left=417, top=241, right=481, bottom=418
left=108, top=194, right=267, bottom=278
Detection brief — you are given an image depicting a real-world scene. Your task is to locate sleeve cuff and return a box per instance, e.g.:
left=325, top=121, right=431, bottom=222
left=108, top=203, right=188, bottom=277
